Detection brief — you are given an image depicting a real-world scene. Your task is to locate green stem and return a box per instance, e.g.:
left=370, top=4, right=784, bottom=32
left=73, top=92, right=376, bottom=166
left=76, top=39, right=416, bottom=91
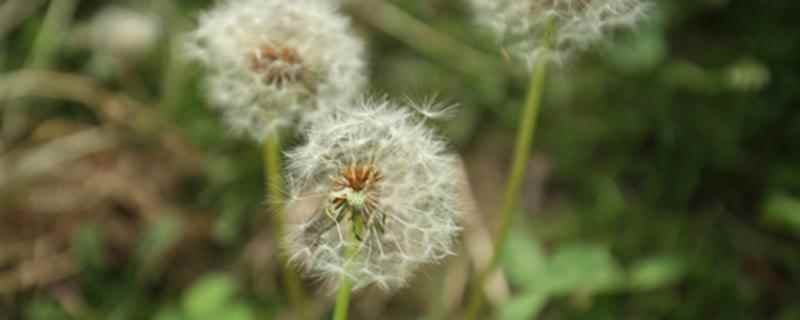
left=28, top=0, right=78, bottom=68
left=2, top=0, right=78, bottom=149
left=342, top=0, right=506, bottom=80
left=263, top=134, right=307, bottom=318
left=463, top=28, right=554, bottom=320
left=333, top=233, right=358, bottom=320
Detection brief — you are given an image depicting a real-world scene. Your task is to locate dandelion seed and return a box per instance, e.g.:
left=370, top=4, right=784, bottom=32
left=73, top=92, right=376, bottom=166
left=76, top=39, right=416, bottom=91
left=283, top=97, right=464, bottom=290
left=185, top=0, right=366, bottom=141
left=470, top=0, right=649, bottom=67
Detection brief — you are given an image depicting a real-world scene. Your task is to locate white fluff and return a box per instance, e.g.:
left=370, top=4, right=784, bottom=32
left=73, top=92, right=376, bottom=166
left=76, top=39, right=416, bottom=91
left=89, top=6, right=161, bottom=59
left=283, top=97, right=464, bottom=290
left=471, top=0, right=649, bottom=67
left=185, top=0, right=366, bottom=141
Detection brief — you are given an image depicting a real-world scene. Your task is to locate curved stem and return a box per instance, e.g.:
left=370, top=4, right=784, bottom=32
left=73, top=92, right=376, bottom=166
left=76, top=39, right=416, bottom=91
left=3, top=0, right=78, bottom=149
left=342, top=0, right=508, bottom=80
left=333, top=233, right=358, bottom=320
left=263, top=134, right=307, bottom=317
left=463, top=36, right=553, bottom=320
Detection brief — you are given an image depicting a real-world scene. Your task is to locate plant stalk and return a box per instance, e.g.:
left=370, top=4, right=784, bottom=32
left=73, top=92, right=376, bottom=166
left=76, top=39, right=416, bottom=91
left=263, top=134, right=307, bottom=318
left=333, top=232, right=358, bottom=320
left=342, top=0, right=508, bottom=80
left=463, top=35, right=553, bottom=320
left=2, top=0, right=78, bottom=150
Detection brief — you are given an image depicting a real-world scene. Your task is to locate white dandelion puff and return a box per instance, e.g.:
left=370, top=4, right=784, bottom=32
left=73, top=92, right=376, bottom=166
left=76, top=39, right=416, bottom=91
left=471, top=0, right=649, bottom=66
left=283, top=97, right=464, bottom=290
left=184, top=0, right=366, bottom=141
left=87, top=6, right=161, bottom=60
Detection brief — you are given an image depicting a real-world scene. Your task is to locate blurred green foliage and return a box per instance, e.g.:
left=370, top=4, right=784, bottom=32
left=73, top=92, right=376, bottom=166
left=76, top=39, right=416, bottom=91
left=164, top=273, right=256, bottom=320
left=2, top=0, right=800, bottom=319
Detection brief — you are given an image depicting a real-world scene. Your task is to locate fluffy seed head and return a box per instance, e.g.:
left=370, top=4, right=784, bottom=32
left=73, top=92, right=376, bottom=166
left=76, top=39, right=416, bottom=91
left=283, top=97, right=464, bottom=290
left=89, top=6, right=161, bottom=59
left=185, top=0, right=366, bottom=141
left=471, top=0, right=649, bottom=66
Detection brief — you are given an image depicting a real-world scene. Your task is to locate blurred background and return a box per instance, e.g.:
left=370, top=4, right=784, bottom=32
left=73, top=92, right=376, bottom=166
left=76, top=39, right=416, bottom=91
left=2, top=0, right=800, bottom=319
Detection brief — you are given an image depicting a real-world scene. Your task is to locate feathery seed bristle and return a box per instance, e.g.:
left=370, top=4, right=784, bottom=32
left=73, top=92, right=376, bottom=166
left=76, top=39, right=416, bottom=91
left=184, top=0, right=366, bottom=141
left=283, top=97, right=465, bottom=291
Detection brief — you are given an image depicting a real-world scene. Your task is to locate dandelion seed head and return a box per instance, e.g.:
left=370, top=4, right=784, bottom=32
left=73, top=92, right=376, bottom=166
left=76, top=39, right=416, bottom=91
left=185, top=0, right=366, bottom=140
left=471, top=0, right=649, bottom=67
left=283, top=97, right=464, bottom=290
left=89, top=6, right=161, bottom=59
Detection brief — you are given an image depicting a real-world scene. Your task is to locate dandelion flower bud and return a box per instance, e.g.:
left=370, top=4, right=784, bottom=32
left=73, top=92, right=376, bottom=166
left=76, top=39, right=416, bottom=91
left=284, top=98, right=463, bottom=290
left=88, top=6, right=161, bottom=60
left=185, top=0, right=366, bottom=141
left=471, top=0, right=649, bottom=66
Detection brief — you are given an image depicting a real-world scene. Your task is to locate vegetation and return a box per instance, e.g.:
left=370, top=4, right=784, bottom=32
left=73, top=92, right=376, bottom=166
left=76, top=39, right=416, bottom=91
left=2, top=0, right=799, bottom=319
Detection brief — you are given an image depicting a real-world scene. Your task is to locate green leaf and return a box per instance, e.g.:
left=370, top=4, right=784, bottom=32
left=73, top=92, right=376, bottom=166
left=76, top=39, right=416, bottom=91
left=777, top=307, right=800, bottom=320
left=505, top=243, right=624, bottom=315
left=154, top=306, right=185, bottom=320
left=221, top=303, right=255, bottom=320
left=25, top=297, right=68, bottom=320
left=183, top=273, right=238, bottom=320
left=602, top=21, right=667, bottom=73
left=592, top=176, right=626, bottom=219
left=135, top=215, right=183, bottom=269
left=498, top=291, right=548, bottom=320
left=502, top=227, right=547, bottom=287
left=212, top=194, right=249, bottom=245
left=71, top=223, right=106, bottom=270
left=628, top=255, right=686, bottom=291
left=543, top=244, right=625, bottom=295
left=761, top=193, right=800, bottom=234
